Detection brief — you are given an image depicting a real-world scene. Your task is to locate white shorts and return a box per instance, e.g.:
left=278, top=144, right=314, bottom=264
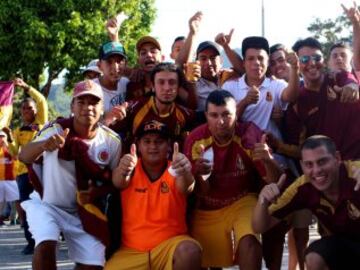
left=0, top=181, right=19, bottom=202
left=21, top=197, right=105, bottom=266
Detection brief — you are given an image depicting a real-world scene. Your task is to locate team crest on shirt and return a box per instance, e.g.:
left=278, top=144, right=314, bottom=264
left=97, top=149, right=110, bottom=163
left=160, top=181, right=169, bottom=193
left=266, top=91, right=273, bottom=102
left=236, top=155, right=246, bottom=172
left=347, top=200, right=360, bottom=220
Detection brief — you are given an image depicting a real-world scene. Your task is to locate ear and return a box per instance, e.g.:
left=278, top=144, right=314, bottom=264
left=97, top=60, right=104, bottom=72
left=161, top=54, right=165, bottom=62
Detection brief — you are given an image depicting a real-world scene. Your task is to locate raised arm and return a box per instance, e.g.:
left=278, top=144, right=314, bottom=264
left=280, top=52, right=300, bottom=103
left=342, top=2, right=360, bottom=71
left=252, top=174, right=285, bottom=233
left=105, top=12, right=128, bottom=42
left=215, top=29, right=244, bottom=74
left=13, top=78, right=48, bottom=125
left=175, top=11, right=203, bottom=66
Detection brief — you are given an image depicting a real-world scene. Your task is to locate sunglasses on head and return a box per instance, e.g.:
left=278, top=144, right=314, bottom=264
left=299, top=54, right=322, bottom=64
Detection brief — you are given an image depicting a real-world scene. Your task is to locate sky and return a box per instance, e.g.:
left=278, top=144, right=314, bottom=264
left=150, top=0, right=354, bottom=61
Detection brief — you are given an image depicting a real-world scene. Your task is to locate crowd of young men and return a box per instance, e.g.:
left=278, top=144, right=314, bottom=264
left=1, top=3, right=360, bottom=270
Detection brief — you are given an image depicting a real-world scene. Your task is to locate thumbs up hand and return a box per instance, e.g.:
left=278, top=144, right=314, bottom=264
left=259, top=174, right=287, bottom=205
left=118, top=144, right=138, bottom=177
left=253, top=133, right=273, bottom=162
left=171, top=142, right=192, bottom=177
left=42, top=128, right=69, bottom=152
left=243, top=85, right=260, bottom=105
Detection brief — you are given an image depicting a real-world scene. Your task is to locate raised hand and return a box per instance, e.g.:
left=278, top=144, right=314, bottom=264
left=286, top=51, right=299, bottom=70
left=171, top=142, right=192, bottom=176
left=215, top=29, right=234, bottom=47
left=244, top=85, right=260, bottom=105
left=253, top=134, right=273, bottom=162
left=42, top=128, right=69, bottom=152
left=189, top=11, right=203, bottom=35
left=342, top=2, right=360, bottom=24
left=13, top=78, right=30, bottom=91
left=106, top=12, right=128, bottom=41
left=259, top=174, right=287, bottom=205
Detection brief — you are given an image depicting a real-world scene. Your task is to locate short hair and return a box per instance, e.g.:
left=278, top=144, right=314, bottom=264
left=21, top=97, right=36, bottom=107
left=205, top=89, right=235, bottom=111
left=329, top=41, right=352, bottom=54
left=150, top=62, right=186, bottom=86
left=292, top=37, right=323, bottom=54
left=301, top=135, right=337, bottom=156
left=172, top=36, right=185, bottom=49
left=270, top=43, right=286, bottom=55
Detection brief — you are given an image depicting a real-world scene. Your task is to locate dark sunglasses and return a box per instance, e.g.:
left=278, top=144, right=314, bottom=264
left=299, top=54, right=322, bottom=64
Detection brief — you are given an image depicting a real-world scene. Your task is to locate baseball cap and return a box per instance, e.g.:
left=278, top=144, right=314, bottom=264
left=241, top=36, right=270, bottom=58
left=82, top=59, right=102, bottom=75
left=0, top=131, right=7, bottom=138
left=136, top=36, right=162, bottom=53
left=135, top=120, right=170, bottom=139
left=73, top=80, right=103, bottom=100
left=196, top=41, right=221, bottom=57
left=99, top=41, right=127, bottom=60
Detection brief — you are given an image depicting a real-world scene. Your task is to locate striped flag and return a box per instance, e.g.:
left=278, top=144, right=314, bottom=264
left=0, top=81, right=14, bottom=128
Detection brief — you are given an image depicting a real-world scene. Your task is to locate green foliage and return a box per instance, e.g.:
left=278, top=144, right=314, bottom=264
left=307, top=13, right=352, bottom=57
left=0, top=0, right=156, bottom=97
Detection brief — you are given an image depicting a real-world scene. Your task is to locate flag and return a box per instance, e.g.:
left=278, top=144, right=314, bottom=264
left=0, top=81, right=14, bottom=128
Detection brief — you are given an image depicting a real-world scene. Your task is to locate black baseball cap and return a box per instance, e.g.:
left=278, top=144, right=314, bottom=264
left=242, top=36, right=270, bottom=58
left=196, top=41, right=221, bottom=58
left=135, top=120, right=170, bottom=139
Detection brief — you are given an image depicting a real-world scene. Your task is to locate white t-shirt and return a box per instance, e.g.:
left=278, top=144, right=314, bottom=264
left=222, top=75, right=288, bottom=132
left=93, top=77, right=129, bottom=113
left=34, top=122, right=121, bottom=213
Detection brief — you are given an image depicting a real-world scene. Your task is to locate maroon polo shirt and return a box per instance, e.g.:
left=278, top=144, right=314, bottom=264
left=284, top=71, right=360, bottom=160
left=270, top=163, right=360, bottom=240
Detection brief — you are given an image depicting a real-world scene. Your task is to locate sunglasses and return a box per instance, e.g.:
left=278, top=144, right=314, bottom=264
left=299, top=54, right=322, bottom=64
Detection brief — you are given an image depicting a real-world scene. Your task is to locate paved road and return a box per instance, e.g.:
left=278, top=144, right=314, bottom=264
left=0, top=222, right=320, bottom=270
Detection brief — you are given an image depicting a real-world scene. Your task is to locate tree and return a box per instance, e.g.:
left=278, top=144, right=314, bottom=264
left=307, top=11, right=352, bottom=56
left=0, top=0, right=156, bottom=98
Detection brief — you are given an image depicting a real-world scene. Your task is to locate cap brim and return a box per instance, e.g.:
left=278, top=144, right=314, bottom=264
left=83, top=66, right=102, bottom=74
left=101, top=52, right=127, bottom=60
left=73, top=91, right=102, bottom=100
left=136, top=37, right=161, bottom=52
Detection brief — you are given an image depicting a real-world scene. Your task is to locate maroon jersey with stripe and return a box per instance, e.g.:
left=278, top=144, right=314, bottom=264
left=184, top=122, right=263, bottom=210
left=285, top=71, right=360, bottom=159
left=270, top=163, right=360, bottom=240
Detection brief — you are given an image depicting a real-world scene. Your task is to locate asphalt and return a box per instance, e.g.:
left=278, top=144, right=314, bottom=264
left=0, top=221, right=320, bottom=270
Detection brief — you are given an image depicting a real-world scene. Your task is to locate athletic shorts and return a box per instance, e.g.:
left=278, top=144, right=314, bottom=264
left=190, top=194, right=259, bottom=267
left=21, top=197, right=105, bottom=266
left=105, top=235, right=200, bottom=270
left=0, top=181, right=19, bottom=202
left=306, top=235, right=360, bottom=270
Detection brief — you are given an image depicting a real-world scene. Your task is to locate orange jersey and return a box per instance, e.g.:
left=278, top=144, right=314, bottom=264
left=121, top=160, right=187, bottom=251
